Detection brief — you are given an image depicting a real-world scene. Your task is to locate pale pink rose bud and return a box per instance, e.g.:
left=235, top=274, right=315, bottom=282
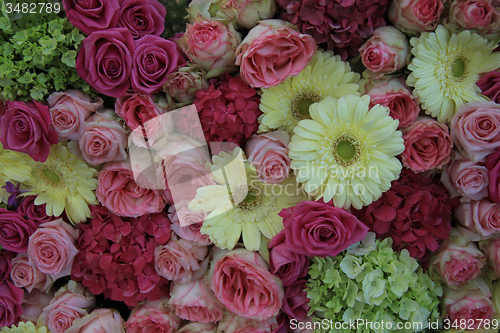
left=20, top=288, right=55, bottom=323
left=359, top=76, right=420, bottom=128
left=441, top=152, right=489, bottom=201
left=456, top=199, right=500, bottom=242
left=10, top=253, right=53, bottom=293
left=178, top=17, right=242, bottom=78
left=66, top=308, right=125, bottom=333
left=125, top=297, right=182, bottom=333
left=479, top=236, right=500, bottom=276
left=359, top=26, right=410, bottom=77
left=163, top=63, right=209, bottom=105
left=388, top=0, right=446, bottom=35
left=244, top=131, right=291, bottom=184
left=168, top=205, right=212, bottom=246
left=168, top=279, right=224, bottom=323
left=444, top=0, right=500, bottom=37
left=216, top=312, right=278, bottom=333
left=177, top=322, right=217, bottom=333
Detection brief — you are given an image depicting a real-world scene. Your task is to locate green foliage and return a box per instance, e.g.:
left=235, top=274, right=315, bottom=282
left=158, top=0, right=190, bottom=38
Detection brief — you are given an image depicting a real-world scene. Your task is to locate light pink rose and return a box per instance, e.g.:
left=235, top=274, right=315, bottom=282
left=359, top=76, right=420, bottom=128
left=163, top=64, right=209, bottom=105
left=169, top=205, right=212, bottom=246
left=456, top=199, right=500, bottom=241
left=10, top=253, right=52, bottom=292
left=154, top=236, right=209, bottom=283
left=47, top=90, right=103, bottom=141
left=179, top=18, right=242, bottom=76
left=125, top=297, right=182, bottom=333
left=177, top=322, right=217, bottom=333
left=27, top=219, right=79, bottom=280
left=217, top=312, right=278, bottom=333
left=479, top=236, right=500, bottom=276
left=20, top=288, right=55, bottom=323
left=209, top=248, right=284, bottom=320
left=451, top=101, right=500, bottom=163
left=444, top=0, right=500, bottom=37
left=245, top=131, right=291, bottom=184
left=441, top=152, right=489, bottom=200
left=401, top=116, right=453, bottom=173
left=388, top=0, right=446, bottom=34
left=235, top=19, right=316, bottom=88
left=168, top=279, right=224, bottom=323
left=41, top=281, right=96, bottom=333
left=66, top=308, right=125, bottom=333
left=359, top=26, right=410, bottom=77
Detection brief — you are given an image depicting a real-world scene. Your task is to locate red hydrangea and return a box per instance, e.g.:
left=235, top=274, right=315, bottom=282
left=193, top=74, right=261, bottom=147
left=71, top=206, right=171, bottom=307
left=277, top=0, right=389, bottom=60
left=352, top=169, right=459, bottom=262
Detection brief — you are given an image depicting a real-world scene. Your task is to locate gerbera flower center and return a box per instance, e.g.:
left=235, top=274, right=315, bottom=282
left=43, top=168, right=61, bottom=183
left=332, top=135, right=360, bottom=166
left=233, top=183, right=263, bottom=211
left=292, top=92, right=322, bottom=120
left=452, top=57, right=466, bottom=78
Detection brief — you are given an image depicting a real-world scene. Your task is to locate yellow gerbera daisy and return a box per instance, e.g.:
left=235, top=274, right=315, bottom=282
left=407, top=25, right=500, bottom=123
left=188, top=148, right=306, bottom=251
left=0, top=321, right=50, bottom=333
left=24, top=144, right=98, bottom=224
left=258, top=50, right=360, bottom=135
left=0, top=143, right=32, bottom=204
left=289, top=95, right=404, bottom=209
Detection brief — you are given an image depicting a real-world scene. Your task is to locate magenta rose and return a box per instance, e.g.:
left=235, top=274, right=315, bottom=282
left=401, top=116, right=453, bottom=173
left=47, top=90, right=103, bottom=141
left=41, top=281, right=96, bottom=333
left=0, top=208, right=37, bottom=253
left=280, top=201, right=369, bottom=257
left=17, top=195, right=57, bottom=224
left=245, top=131, right=291, bottom=184
left=117, top=0, right=166, bottom=39
left=479, top=237, right=500, bottom=276
left=27, top=219, right=79, bottom=280
left=456, top=199, right=500, bottom=241
left=235, top=19, right=316, bottom=88
left=451, top=101, right=500, bottom=163
left=0, top=100, right=58, bottom=162
left=168, top=279, right=224, bottom=323
left=444, top=0, right=500, bottom=36
left=282, top=280, right=310, bottom=320
left=96, top=161, right=167, bottom=217
left=131, top=35, right=184, bottom=95
left=487, top=148, right=500, bottom=203
left=177, top=322, right=217, bottom=333
left=359, top=76, right=420, bottom=128
left=441, top=152, right=489, bottom=200
left=10, top=254, right=52, bottom=293
left=169, top=206, right=211, bottom=246
left=0, top=280, right=24, bottom=327
left=268, top=230, right=310, bottom=287
left=67, top=308, right=125, bottom=333
left=125, top=297, right=182, bottom=333
left=76, top=28, right=135, bottom=98
left=388, top=0, right=446, bottom=34
left=63, top=0, right=121, bottom=35
left=0, top=251, right=14, bottom=282
left=210, top=248, right=284, bottom=320
left=478, top=70, right=500, bottom=104
left=217, top=312, right=278, bottom=333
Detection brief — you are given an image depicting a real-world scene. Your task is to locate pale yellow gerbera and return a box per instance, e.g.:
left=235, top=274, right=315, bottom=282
left=0, top=143, right=32, bottom=204
left=258, top=50, right=360, bottom=135
left=24, top=144, right=98, bottom=224
left=289, top=95, right=405, bottom=210
left=0, top=321, right=50, bottom=333
left=188, top=148, right=306, bottom=251
left=407, top=25, right=500, bottom=123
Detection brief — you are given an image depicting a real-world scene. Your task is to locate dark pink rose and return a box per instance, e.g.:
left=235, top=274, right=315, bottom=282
left=280, top=201, right=369, bottom=257
left=268, top=230, right=309, bottom=287
left=478, top=70, right=500, bottom=104
left=388, top=0, right=446, bottom=34
left=0, top=100, right=58, bottom=162
left=0, top=208, right=37, bottom=253
left=125, top=297, right=182, bottom=333
left=282, top=280, right=310, bottom=320
left=0, top=251, right=15, bottom=281
left=0, top=280, right=24, bottom=328
left=131, top=35, right=184, bottom=95
left=63, top=0, right=121, bottom=35
left=117, top=0, right=166, bottom=39
left=486, top=148, right=500, bottom=203
left=76, top=28, right=135, bottom=98
left=456, top=199, right=500, bottom=241
left=18, top=196, right=58, bottom=224
left=10, top=253, right=52, bottom=293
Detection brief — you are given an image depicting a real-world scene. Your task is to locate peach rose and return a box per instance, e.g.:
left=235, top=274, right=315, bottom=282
left=66, top=308, right=125, bottom=333
left=456, top=199, right=500, bottom=241
left=125, top=297, right=182, bottom=333
left=10, top=253, right=52, bottom=292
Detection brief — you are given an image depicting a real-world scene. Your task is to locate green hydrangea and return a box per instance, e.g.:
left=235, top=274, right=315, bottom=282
left=0, top=1, right=93, bottom=101
left=307, top=237, right=443, bottom=333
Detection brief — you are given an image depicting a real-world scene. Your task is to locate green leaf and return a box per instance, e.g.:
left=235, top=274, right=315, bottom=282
left=61, top=50, right=77, bottom=67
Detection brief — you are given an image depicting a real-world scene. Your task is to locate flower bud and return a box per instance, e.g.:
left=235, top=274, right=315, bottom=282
left=163, top=63, right=209, bottom=105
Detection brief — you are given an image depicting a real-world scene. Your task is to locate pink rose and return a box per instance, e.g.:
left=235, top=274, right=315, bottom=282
left=131, top=35, right=184, bottom=95
left=441, top=152, right=489, bottom=200
left=245, top=131, right=291, bottom=184
left=210, top=248, right=284, bottom=320
left=27, top=219, right=79, bottom=280
left=169, top=206, right=212, bottom=246
left=280, top=201, right=369, bottom=258
left=10, top=254, right=52, bottom=292
left=96, top=161, right=167, bottom=217
left=125, top=297, right=182, bottom=333
left=47, top=90, right=103, bottom=141
left=0, top=208, right=37, bottom=253
left=388, top=0, right=446, bottom=34
left=456, top=199, right=500, bottom=241
left=179, top=18, right=242, bottom=76
left=487, top=148, right=500, bottom=203
left=163, top=64, right=209, bottom=105
left=359, top=26, right=410, bottom=77
left=154, top=236, right=209, bottom=283
left=429, top=229, right=486, bottom=289
left=282, top=280, right=310, bottom=320
left=359, top=76, right=420, bottom=128
left=235, top=19, right=316, bottom=88
left=479, top=236, right=500, bottom=276
left=0, top=280, right=24, bottom=328
left=217, top=312, right=278, bottom=333
left=63, top=0, right=121, bottom=35
left=115, top=93, right=166, bottom=132
left=20, top=288, right=55, bottom=323
left=67, top=308, right=125, bottom=333
left=41, top=281, right=96, bottom=333
left=401, top=116, right=453, bottom=173
left=177, top=322, right=217, bottom=333
left=17, top=195, right=58, bottom=224
left=444, top=0, right=500, bottom=36
left=76, top=28, right=135, bottom=98
left=450, top=101, right=500, bottom=163
left=117, top=0, right=166, bottom=39
left=0, top=100, right=58, bottom=162
left=168, top=279, right=224, bottom=323
left=478, top=70, right=500, bottom=104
